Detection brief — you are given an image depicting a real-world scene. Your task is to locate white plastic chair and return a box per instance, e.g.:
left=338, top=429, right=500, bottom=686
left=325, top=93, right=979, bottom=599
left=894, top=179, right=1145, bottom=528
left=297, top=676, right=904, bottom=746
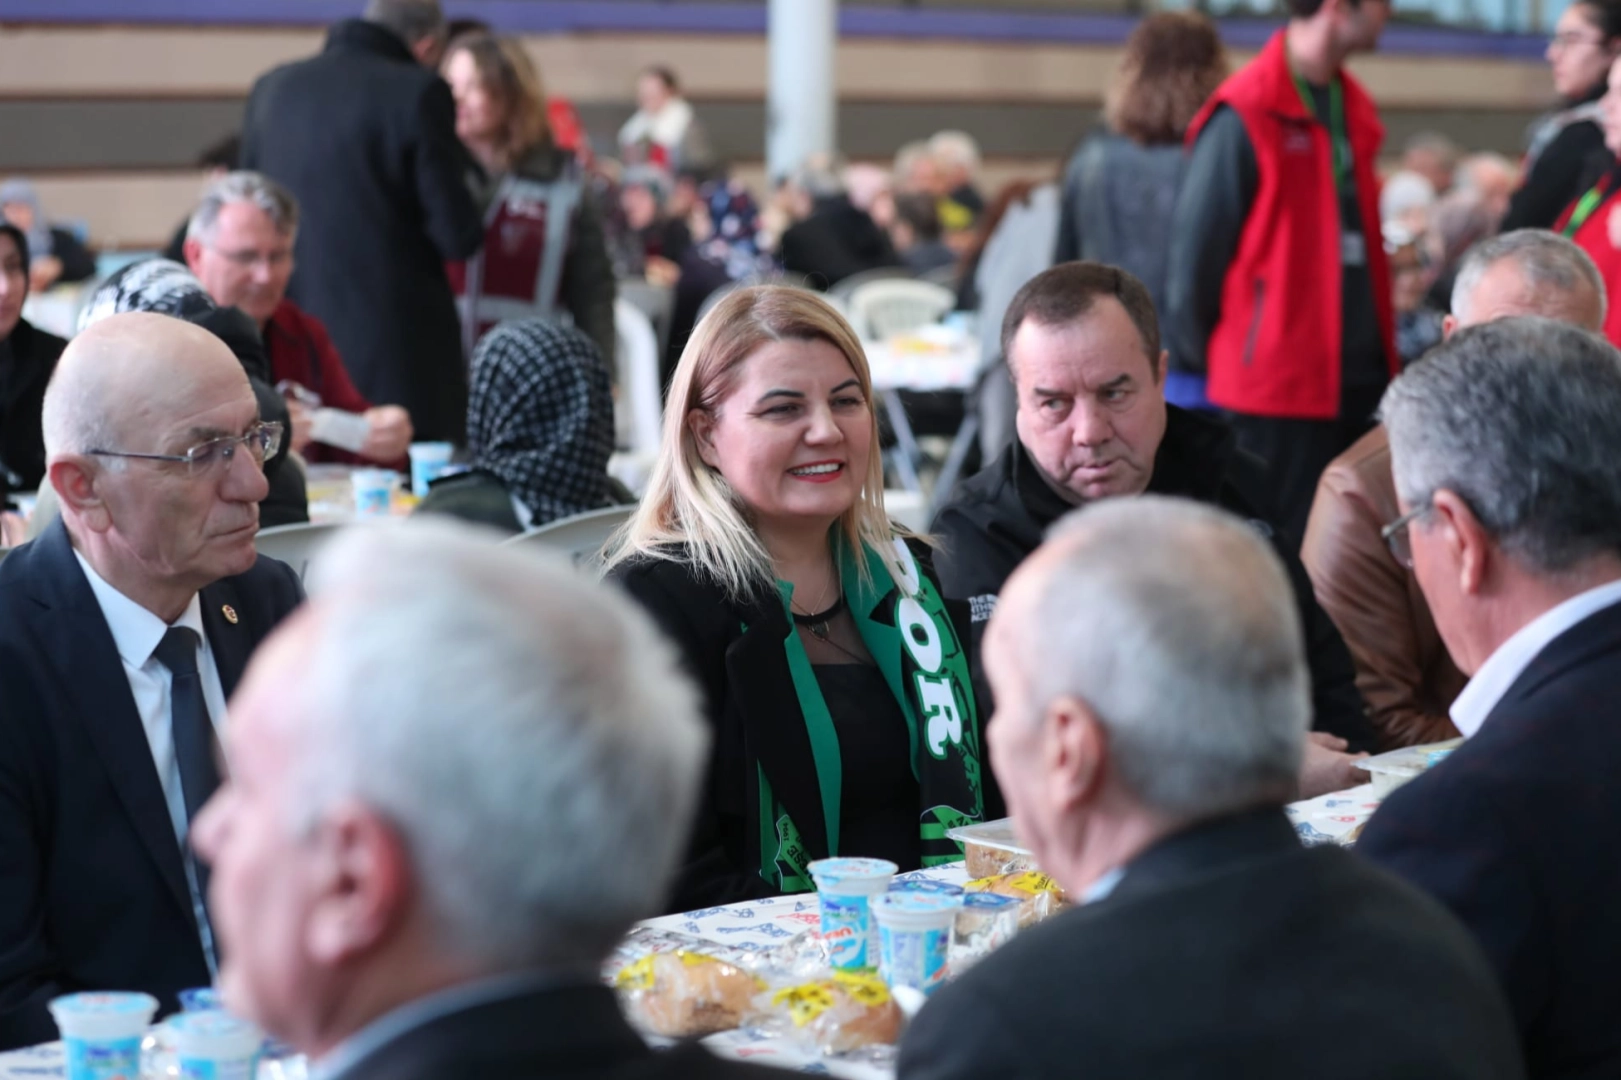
left=253, top=522, right=347, bottom=581
left=614, top=298, right=663, bottom=458
left=501, top=504, right=637, bottom=570
left=846, top=279, right=957, bottom=341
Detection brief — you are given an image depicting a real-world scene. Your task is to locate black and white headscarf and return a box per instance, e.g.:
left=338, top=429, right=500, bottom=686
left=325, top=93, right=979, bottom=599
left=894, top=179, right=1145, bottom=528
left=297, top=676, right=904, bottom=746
left=468, top=319, right=614, bottom=528
left=78, top=258, right=217, bottom=330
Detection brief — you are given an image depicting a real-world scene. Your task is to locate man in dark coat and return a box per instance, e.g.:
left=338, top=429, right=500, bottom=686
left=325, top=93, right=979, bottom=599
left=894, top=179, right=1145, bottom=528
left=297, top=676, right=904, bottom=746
left=778, top=163, right=901, bottom=290
left=241, top=0, right=484, bottom=443
left=0, top=313, right=303, bottom=1048
left=1357, top=318, right=1621, bottom=1080
left=898, top=497, right=1524, bottom=1080
left=932, top=262, right=1374, bottom=798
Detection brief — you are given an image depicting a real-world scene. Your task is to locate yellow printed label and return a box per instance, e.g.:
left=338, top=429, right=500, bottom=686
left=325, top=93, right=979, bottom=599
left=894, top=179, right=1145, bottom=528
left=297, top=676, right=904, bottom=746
left=772, top=971, right=890, bottom=1027
left=965, top=871, right=1061, bottom=896
left=615, top=955, right=658, bottom=991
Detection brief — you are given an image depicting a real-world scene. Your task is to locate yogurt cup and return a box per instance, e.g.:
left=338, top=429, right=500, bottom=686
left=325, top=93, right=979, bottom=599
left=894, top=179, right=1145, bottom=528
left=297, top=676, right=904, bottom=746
left=871, top=890, right=963, bottom=996
left=177, top=987, right=222, bottom=1013
left=350, top=468, right=397, bottom=519
left=807, top=857, right=898, bottom=970
left=174, top=1010, right=261, bottom=1080
left=407, top=442, right=455, bottom=498
left=887, top=878, right=965, bottom=898
left=48, top=991, right=159, bottom=1080
left=953, top=891, right=1021, bottom=971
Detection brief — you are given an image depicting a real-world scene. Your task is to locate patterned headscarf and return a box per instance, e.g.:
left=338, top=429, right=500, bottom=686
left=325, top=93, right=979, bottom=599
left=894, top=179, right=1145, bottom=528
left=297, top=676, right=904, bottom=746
left=468, top=319, right=614, bottom=528
left=79, top=258, right=216, bottom=330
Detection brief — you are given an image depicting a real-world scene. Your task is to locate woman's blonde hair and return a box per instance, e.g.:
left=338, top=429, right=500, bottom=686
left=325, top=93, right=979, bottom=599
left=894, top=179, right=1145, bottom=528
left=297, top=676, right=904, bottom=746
left=445, top=32, right=550, bottom=165
left=603, top=286, right=908, bottom=601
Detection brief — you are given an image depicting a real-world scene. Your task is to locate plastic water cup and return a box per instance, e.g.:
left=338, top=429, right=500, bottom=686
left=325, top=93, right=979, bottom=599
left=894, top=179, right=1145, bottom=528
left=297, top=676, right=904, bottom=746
left=871, top=890, right=964, bottom=997
left=350, top=468, right=397, bottom=519
left=174, top=1010, right=262, bottom=1080
left=48, top=991, right=159, bottom=1080
left=807, top=857, right=898, bottom=970
left=407, top=442, right=455, bottom=498
left=886, top=878, right=964, bottom=898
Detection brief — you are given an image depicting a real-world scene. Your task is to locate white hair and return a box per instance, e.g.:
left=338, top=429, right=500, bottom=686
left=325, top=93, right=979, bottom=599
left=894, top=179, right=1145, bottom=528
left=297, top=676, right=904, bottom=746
left=928, top=129, right=981, bottom=173
left=1450, top=228, right=1606, bottom=329
left=1013, top=497, right=1308, bottom=819
left=1379, top=169, right=1436, bottom=224
left=295, top=520, right=709, bottom=969
left=187, top=171, right=299, bottom=248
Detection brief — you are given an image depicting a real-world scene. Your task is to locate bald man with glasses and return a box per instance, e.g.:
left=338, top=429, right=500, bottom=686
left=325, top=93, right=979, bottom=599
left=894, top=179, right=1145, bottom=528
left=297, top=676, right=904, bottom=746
left=0, top=311, right=304, bottom=1049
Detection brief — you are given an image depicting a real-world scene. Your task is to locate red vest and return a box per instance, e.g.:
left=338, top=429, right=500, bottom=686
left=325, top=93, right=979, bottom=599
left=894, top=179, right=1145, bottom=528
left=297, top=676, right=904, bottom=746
left=1185, top=31, right=1396, bottom=420
left=1555, top=178, right=1621, bottom=348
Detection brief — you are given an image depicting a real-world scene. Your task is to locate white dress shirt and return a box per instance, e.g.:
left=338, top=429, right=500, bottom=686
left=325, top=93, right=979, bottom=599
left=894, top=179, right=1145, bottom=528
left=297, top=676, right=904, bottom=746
left=1449, top=577, right=1621, bottom=738
left=73, top=550, right=228, bottom=972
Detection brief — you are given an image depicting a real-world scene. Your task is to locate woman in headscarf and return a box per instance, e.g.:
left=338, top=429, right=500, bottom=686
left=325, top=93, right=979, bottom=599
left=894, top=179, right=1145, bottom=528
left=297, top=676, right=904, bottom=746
left=1, top=223, right=67, bottom=515
left=415, top=318, right=616, bottom=533
left=0, top=179, right=98, bottom=291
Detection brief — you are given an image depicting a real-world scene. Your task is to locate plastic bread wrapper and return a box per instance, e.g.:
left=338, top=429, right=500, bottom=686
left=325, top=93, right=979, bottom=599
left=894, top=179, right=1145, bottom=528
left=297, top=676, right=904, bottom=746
left=946, top=818, right=1038, bottom=879
left=963, top=870, right=1068, bottom=928
left=610, top=931, right=769, bottom=1039
left=752, top=968, right=905, bottom=1059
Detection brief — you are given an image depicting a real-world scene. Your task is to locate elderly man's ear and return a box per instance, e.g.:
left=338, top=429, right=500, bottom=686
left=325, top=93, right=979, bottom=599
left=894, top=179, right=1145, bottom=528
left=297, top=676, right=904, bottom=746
left=306, top=802, right=415, bottom=966
left=49, top=458, right=112, bottom=533
left=1041, top=696, right=1108, bottom=815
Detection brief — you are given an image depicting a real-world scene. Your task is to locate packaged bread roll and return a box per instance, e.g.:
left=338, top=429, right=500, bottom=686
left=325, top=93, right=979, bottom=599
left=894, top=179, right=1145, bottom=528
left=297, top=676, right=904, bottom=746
left=615, top=950, right=764, bottom=1038
left=965, top=870, right=1068, bottom=927
left=767, top=969, right=904, bottom=1054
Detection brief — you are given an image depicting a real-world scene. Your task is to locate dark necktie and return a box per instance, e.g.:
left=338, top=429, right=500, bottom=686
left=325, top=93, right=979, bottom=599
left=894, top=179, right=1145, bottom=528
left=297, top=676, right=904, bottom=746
left=151, top=626, right=222, bottom=830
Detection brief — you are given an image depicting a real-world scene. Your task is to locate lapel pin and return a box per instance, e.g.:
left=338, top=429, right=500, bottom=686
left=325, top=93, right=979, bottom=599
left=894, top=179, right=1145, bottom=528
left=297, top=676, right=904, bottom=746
left=222, top=604, right=239, bottom=625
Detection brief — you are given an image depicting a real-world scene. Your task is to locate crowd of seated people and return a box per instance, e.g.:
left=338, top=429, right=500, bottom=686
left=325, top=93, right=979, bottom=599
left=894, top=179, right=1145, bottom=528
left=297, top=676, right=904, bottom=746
left=5, top=0, right=1621, bottom=1076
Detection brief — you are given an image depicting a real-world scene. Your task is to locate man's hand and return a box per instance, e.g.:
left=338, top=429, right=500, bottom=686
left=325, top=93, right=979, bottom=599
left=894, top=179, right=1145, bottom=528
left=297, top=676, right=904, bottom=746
left=1, top=511, right=26, bottom=547
left=285, top=399, right=315, bottom=454
left=361, top=405, right=414, bottom=463
left=1297, top=731, right=1370, bottom=800
left=643, top=256, right=681, bottom=289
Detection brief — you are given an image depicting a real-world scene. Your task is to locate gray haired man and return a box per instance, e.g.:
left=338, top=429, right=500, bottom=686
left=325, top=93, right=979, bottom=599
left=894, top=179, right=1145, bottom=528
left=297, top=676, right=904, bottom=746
left=191, top=522, right=779, bottom=1080
left=1358, top=317, right=1621, bottom=1079
left=1302, top=228, right=1606, bottom=750
left=898, top=497, right=1524, bottom=1080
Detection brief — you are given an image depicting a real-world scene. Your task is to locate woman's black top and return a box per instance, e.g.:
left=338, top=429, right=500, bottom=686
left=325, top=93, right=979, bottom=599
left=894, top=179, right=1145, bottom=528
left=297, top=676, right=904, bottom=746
left=814, top=661, right=924, bottom=872
left=0, top=318, right=67, bottom=500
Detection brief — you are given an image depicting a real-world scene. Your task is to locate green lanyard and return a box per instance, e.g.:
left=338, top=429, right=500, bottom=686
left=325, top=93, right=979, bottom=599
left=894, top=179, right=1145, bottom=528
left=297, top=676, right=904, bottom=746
left=1562, top=178, right=1610, bottom=238
left=1294, top=75, right=1350, bottom=189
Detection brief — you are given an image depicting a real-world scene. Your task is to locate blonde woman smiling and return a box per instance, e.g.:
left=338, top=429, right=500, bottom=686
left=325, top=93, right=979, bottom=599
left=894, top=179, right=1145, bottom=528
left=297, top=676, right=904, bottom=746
left=605, top=286, right=992, bottom=910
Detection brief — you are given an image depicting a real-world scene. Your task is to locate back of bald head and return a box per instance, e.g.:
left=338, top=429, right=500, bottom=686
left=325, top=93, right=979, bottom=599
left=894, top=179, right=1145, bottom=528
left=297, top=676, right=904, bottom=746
left=43, top=311, right=247, bottom=460
left=999, top=497, right=1308, bottom=819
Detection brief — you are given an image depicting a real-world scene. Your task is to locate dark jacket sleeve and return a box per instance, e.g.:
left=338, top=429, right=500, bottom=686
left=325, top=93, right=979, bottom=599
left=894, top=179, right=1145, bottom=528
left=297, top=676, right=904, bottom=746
left=1282, top=538, right=1377, bottom=751
left=47, top=229, right=97, bottom=285
left=1502, top=120, right=1607, bottom=232
left=609, top=561, right=776, bottom=912
left=1053, top=148, right=1083, bottom=265
left=1164, top=105, right=1259, bottom=376
left=897, top=968, right=1026, bottom=1080
left=560, top=187, right=618, bottom=369
left=412, top=78, right=486, bottom=261
left=0, top=675, right=67, bottom=1049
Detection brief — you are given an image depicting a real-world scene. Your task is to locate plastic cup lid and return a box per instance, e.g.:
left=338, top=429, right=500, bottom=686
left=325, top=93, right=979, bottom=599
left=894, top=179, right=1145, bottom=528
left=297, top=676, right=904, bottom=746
left=871, top=890, right=964, bottom=928
left=888, top=878, right=965, bottom=897
left=48, top=992, right=159, bottom=1040
left=962, top=891, right=1020, bottom=911
left=174, top=1010, right=262, bottom=1058
left=808, top=857, right=899, bottom=891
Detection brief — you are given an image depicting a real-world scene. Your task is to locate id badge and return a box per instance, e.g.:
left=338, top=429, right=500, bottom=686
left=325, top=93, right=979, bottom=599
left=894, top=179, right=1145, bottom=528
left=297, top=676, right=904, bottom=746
left=1341, top=231, right=1367, bottom=267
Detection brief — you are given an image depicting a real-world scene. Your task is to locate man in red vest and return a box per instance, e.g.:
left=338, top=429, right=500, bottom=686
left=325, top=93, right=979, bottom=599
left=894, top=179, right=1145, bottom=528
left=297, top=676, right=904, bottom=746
left=1165, top=0, right=1396, bottom=547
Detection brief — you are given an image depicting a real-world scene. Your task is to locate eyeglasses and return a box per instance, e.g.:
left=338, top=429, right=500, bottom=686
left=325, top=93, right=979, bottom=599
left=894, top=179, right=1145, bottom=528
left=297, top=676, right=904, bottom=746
left=1550, top=31, right=1607, bottom=50
left=211, top=246, right=294, bottom=272
left=88, top=421, right=284, bottom=478
left=1380, top=500, right=1433, bottom=569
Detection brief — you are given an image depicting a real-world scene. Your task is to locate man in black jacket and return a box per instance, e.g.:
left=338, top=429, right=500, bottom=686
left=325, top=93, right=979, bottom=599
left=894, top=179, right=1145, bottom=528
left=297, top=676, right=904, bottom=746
left=898, top=497, right=1524, bottom=1080
left=241, top=0, right=484, bottom=443
left=1357, top=318, right=1621, bottom=1079
left=933, top=262, right=1374, bottom=796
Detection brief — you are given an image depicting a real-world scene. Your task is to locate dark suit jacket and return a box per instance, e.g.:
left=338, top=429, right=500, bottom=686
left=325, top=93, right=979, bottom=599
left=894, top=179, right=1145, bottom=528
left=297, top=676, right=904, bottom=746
left=331, top=983, right=781, bottom=1080
left=779, top=195, right=901, bottom=289
left=610, top=547, right=1001, bottom=912
left=242, top=19, right=484, bottom=443
left=0, top=520, right=304, bottom=1049
left=1358, top=600, right=1621, bottom=1080
left=898, top=810, right=1525, bottom=1080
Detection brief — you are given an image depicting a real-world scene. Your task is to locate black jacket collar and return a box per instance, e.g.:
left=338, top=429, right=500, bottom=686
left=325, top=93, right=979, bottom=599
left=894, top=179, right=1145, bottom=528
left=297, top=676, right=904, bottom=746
left=1010, top=404, right=1243, bottom=532
left=325, top=19, right=418, bottom=66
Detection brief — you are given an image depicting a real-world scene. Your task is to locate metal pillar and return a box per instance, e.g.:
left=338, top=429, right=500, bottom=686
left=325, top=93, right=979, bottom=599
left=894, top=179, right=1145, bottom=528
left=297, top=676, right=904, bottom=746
left=766, top=0, right=838, bottom=181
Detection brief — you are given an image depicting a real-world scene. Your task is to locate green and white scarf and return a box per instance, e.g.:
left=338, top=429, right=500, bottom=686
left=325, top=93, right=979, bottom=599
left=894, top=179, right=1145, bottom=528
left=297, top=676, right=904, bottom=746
left=755, top=537, right=986, bottom=892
